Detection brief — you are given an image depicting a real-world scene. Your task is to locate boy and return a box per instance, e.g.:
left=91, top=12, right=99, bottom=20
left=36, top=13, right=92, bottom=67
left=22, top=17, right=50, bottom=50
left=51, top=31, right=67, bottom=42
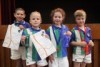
left=11, top=8, right=30, bottom=67
left=21, top=11, right=48, bottom=67
left=71, top=9, right=94, bottom=67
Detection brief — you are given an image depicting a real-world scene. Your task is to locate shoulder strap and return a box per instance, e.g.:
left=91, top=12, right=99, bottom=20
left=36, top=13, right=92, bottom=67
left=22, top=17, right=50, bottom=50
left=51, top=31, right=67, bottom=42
left=49, top=26, right=57, bottom=48
left=49, top=26, right=57, bottom=57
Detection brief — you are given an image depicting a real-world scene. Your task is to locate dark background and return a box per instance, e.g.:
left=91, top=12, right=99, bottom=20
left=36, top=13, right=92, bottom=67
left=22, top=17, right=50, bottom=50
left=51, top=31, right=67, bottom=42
left=15, top=0, right=100, bottom=24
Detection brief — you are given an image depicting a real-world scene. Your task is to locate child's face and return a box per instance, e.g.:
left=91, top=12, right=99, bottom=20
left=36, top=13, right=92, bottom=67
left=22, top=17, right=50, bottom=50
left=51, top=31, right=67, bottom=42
left=30, top=13, right=41, bottom=27
left=75, top=16, right=86, bottom=26
left=53, top=12, right=64, bottom=25
left=14, top=10, right=25, bottom=22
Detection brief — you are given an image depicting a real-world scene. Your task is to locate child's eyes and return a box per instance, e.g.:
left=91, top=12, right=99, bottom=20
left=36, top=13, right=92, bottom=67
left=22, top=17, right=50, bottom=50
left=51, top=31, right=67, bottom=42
left=82, top=18, right=85, bottom=20
left=16, top=13, right=23, bottom=15
left=21, top=14, right=24, bottom=15
left=32, top=18, right=35, bottom=20
left=77, top=18, right=81, bottom=20
left=17, top=13, right=20, bottom=15
left=54, top=16, right=57, bottom=18
left=37, top=18, right=40, bottom=20
left=32, top=18, right=40, bottom=20
left=54, top=16, right=61, bottom=18
left=59, top=16, right=61, bottom=18
left=77, top=18, right=80, bottom=20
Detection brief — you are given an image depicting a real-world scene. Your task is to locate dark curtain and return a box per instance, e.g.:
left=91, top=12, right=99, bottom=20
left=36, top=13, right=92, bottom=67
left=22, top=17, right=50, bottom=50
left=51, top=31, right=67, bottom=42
left=1, top=0, right=15, bottom=25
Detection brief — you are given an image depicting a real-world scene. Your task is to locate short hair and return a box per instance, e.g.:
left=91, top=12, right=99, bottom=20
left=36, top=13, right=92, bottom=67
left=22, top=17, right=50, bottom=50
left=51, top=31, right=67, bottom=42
left=74, top=9, right=86, bottom=18
left=14, top=8, right=25, bottom=14
left=50, top=8, right=66, bottom=20
left=29, top=11, right=41, bottom=19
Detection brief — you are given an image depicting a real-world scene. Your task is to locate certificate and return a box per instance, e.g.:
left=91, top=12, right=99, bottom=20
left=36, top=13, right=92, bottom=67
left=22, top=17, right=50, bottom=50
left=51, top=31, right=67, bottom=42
left=3, top=24, right=23, bottom=50
left=30, top=30, right=56, bottom=60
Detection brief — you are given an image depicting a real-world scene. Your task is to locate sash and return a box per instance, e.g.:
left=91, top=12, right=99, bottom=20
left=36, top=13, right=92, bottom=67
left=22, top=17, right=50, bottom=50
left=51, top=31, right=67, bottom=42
left=50, top=26, right=57, bottom=57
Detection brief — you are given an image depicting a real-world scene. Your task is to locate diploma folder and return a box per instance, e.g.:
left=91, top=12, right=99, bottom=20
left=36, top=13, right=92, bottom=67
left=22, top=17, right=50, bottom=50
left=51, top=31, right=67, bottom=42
left=2, top=24, right=23, bottom=50
left=30, top=30, right=56, bottom=60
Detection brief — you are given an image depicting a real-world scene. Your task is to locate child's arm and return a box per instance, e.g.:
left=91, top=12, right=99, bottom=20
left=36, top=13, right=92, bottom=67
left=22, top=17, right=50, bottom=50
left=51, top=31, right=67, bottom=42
left=89, top=40, right=94, bottom=47
left=71, top=41, right=87, bottom=47
left=21, top=29, right=27, bottom=45
left=21, top=36, right=26, bottom=42
left=21, top=35, right=26, bottom=45
left=64, top=26, right=72, bottom=36
left=41, top=30, right=50, bottom=39
left=89, top=28, right=94, bottom=47
left=71, top=28, right=87, bottom=47
left=87, top=27, right=94, bottom=47
left=49, top=54, right=54, bottom=63
left=19, top=25, right=25, bottom=30
left=45, top=34, right=50, bottom=39
left=66, top=31, right=72, bottom=36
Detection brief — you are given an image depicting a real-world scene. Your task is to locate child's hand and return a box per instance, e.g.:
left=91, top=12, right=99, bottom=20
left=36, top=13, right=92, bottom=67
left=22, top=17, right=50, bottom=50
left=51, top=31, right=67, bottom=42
left=89, top=40, right=94, bottom=47
left=45, top=34, right=49, bottom=38
left=49, top=54, right=54, bottom=63
left=66, top=31, right=72, bottom=36
left=80, top=41, right=87, bottom=47
left=71, top=41, right=87, bottom=47
left=19, top=25, right=25, bottom=30
left=21, top=36, right=26, bottom=42
left=21, top=36, right=26, bottom=45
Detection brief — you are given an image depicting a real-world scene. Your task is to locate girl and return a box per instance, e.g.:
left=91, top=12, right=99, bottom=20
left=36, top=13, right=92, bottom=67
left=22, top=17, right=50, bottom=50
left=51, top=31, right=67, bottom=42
left=46, top=8, right=71, bottom=67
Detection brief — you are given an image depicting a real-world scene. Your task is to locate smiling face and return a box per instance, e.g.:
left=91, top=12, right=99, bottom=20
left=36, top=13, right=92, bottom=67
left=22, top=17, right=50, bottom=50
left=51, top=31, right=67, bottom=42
left=14, top=10, right=25, bottom=22
left=75, top=16, right=86, bottom=26
left=53, top=11, right=64, bottom=25
left=74, top=9, right=87, bottom=27
left=29, top=12, right=41, bottom=27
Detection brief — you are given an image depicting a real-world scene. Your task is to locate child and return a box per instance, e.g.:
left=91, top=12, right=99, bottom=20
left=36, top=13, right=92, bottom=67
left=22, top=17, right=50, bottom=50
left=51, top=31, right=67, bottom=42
left=21, top=11, right=48, bottom=67
left=46, top=8, right=71, bottom=67
left=71, top=9, right=94, bottom=67
left=10, top=8, right=30, bottom=67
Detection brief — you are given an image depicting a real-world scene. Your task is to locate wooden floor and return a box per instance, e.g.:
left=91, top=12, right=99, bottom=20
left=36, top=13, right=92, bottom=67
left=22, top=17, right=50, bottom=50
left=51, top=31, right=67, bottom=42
left=0, top=24, right=100, bottom=67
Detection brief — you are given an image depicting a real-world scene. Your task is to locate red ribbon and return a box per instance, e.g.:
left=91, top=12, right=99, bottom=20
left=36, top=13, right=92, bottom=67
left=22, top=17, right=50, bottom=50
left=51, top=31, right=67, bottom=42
left=78, top=26, right=89, bottom=55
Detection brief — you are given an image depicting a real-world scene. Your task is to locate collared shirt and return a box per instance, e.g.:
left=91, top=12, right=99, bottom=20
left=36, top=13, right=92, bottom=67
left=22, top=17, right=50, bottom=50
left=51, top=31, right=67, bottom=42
left=46, top=24, right=71, bottom=58
left=71, top=26, right=92, bottom=55
left=23, top=27, right=41, bottom=61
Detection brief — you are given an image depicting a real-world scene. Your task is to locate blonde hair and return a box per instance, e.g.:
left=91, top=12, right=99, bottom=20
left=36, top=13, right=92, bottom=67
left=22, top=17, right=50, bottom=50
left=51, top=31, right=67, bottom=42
left=51, top=8, right=66, bottom=21
left=74, top=9, right=86, bottom=18
left=30, top=11, right=41, bottom=19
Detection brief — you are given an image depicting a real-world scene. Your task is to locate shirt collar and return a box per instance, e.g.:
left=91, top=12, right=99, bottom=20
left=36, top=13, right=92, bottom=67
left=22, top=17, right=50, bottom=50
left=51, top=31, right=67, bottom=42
left=75, top=26, right=90, bottom=33
left=14, top=20, right=25, bottom=24
left=30, top=26, right=41, bottom=31
left=52, top=24, right=63, bottom=29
